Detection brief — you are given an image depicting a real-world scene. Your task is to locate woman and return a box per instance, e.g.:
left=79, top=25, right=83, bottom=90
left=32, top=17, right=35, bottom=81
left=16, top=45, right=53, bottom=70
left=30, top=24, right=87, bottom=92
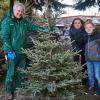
left=69, top=18, right=87, bottom=62
left=69, top=18, right=87, bottom=85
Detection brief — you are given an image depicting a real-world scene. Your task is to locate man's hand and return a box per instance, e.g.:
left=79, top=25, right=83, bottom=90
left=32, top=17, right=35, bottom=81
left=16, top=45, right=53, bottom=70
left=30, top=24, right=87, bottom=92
left=7, top=51, right=16, bottom=60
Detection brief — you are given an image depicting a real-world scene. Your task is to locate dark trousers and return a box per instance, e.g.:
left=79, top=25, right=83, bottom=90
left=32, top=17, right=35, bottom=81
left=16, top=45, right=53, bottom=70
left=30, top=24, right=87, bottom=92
left=5, top=54, right=26, bottom=94
left=74, top=52, right=87, bottom=85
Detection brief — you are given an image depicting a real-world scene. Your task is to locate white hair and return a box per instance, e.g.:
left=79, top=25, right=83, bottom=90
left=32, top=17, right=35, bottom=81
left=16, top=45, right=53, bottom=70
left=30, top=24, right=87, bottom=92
left=13, top=2, right=25, bottom=13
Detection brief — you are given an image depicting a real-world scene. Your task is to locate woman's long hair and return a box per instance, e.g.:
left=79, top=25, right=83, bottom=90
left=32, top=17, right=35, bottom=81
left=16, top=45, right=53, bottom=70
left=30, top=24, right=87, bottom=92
left=70, top=18, right=84, bottom=29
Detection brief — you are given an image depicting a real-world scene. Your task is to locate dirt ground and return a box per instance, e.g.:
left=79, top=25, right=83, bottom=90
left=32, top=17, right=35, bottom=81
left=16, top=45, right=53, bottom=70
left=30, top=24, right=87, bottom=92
left=0, top=74, right=100, bottom=100
left=75, top=95, right=100, bottom=100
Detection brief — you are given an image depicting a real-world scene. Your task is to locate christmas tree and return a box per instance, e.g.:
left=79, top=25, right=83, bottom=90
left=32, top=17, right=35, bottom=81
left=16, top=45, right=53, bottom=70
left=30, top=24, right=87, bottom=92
left=22, top=32, right=84, bottom=100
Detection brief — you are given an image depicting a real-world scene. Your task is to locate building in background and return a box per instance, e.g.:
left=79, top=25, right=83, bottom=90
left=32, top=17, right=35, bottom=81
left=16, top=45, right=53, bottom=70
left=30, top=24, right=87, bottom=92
left=56, top=15, right=100, bottom=28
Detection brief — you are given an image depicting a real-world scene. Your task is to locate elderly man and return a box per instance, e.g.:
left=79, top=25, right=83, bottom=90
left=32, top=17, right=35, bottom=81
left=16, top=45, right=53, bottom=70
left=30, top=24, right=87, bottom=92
left=1, top=2, right=45, bottom=100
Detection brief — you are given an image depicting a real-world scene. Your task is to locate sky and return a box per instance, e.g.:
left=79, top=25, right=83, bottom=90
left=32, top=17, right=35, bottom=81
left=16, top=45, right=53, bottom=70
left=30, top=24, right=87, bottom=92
left=59, top=0, right=99, bottom=16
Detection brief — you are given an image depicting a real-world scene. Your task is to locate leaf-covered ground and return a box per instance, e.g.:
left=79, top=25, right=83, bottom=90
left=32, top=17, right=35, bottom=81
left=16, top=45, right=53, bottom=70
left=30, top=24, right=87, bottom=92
left=0, top=73, right=100, bottom=100
left=75, top=95, right=100, bottom=100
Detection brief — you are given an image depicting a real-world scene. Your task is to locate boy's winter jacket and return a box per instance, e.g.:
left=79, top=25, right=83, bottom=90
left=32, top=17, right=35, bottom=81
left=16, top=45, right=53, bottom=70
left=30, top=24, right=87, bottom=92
left=84, top=31, right=100, bottom=61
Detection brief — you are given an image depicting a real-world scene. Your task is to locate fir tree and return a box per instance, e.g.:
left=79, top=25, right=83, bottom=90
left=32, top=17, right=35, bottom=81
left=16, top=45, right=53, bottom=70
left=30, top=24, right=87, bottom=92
left=73, top=0, right=99, bottom=10
left=22, top=32, right=84, bottom=100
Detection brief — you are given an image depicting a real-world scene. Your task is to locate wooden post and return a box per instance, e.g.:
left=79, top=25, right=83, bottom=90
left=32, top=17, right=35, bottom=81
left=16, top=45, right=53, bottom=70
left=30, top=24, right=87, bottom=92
left=10, top=0, right=14, bottom=9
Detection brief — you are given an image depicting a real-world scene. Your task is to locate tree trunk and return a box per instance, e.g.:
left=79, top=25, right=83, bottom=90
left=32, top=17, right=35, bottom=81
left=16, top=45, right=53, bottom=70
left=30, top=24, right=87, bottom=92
left=10, top=0, right=14, bottom=9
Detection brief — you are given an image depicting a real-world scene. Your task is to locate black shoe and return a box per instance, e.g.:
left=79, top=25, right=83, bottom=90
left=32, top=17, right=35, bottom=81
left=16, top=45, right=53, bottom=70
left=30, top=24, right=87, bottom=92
left=85, top=87, right=94, bottom=95
left=5, top=92, right=13, bottom=100
left=4, top=92, right=15, bottom=100
left=94, top=88, right=100, bottom=96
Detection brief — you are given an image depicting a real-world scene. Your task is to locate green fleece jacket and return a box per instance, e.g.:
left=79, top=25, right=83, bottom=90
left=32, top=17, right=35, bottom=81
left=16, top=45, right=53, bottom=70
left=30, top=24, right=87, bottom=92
left=1, top=16, right=42, bottom=53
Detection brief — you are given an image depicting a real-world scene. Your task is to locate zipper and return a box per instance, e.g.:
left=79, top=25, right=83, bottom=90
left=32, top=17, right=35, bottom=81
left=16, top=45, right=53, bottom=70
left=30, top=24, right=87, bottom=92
left=87, top=36, right=90, bottom=57
left=12, top=38, right=14, bottom=46
left=14, top=20, right=22, bottom=35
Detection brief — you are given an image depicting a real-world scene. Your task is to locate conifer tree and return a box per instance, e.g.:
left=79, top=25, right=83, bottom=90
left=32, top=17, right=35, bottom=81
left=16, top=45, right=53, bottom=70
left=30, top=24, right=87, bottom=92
left=22, top=32, right=84, bottom=100
left=73, top=0, right=100, bottom=10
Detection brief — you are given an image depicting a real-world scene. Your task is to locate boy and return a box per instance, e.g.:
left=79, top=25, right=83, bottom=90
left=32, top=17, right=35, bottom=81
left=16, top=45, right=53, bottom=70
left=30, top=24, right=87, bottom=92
left=84, top=20, right=100, bottom=96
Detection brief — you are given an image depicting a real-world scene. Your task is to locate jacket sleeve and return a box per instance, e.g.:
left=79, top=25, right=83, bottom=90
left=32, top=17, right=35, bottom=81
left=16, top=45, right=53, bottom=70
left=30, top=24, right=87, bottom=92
left=27, top=21, right=44, bottom=32
left=96, top=39, right=100, bottom=44
left=95, top=31, right=100, bottom=44
left=69, top=32, right=80, bottom=51
left=1, top=19, right=13, bottom=53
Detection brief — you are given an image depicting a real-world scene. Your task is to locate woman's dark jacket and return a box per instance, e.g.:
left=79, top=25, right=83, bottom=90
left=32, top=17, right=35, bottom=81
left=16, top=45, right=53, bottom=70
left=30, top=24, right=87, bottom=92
left=69, top=27, right=87, bottom=52
left=84, top=31, right=100, bottom=61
